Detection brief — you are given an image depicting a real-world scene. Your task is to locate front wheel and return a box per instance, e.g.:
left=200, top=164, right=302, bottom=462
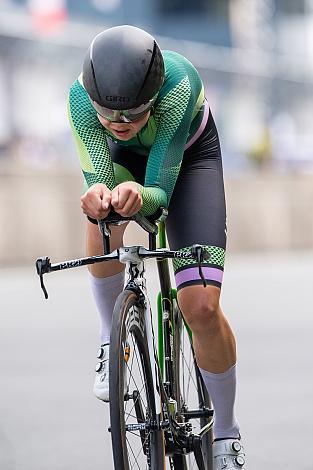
left=109, top=289, right=165, bottom=470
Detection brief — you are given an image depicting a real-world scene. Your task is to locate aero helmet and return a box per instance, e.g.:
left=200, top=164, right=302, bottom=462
left=83, top=25, right=164, bottom=122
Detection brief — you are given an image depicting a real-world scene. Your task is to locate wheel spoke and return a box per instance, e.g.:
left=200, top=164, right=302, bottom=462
left=126, top=435, right=142, bottom=470
left=132, top=433, right=150, bottom=468
left=180, top=340, right=198, bottom=396
left=127, top=336, right=136, bottom=386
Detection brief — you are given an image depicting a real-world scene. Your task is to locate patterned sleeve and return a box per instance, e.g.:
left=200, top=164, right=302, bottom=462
left=67, top=79, right=116, bottom=191
left=141, top=75, right=194, bottom=215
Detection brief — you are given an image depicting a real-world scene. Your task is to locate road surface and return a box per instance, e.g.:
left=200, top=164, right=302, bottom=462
left=0, top=251, right=312, bottom=469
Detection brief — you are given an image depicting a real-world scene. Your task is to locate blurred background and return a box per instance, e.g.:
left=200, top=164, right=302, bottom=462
left=0, top=2, right=312, bottom=470
left=0, top=0, right=313, bottom=262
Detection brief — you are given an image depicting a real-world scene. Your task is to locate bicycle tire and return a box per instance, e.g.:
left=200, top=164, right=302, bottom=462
left=109, top=289, right=165, bottom=470
left=171, top=298, right=214, bottom=470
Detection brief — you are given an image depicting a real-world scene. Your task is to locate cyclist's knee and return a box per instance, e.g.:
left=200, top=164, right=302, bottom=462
left=178, top=285, right=221, bottom=333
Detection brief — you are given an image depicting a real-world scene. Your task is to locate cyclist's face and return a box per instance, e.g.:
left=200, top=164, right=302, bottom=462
left=97, top=111, right=150, bottom=141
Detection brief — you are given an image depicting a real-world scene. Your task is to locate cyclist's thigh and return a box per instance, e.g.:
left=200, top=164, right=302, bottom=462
left=166, top=110, right=227, bottom=291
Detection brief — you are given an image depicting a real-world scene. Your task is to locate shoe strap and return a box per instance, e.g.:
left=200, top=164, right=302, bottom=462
left=97, top=344, right=109, bottom=360
left=213, top=439, right=245, bottom=468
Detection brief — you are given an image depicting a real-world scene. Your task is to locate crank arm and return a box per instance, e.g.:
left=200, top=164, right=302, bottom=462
left=193, top=435, right=206, bottom=470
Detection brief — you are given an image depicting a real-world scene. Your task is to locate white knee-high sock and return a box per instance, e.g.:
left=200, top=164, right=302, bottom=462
left=89, top=271, right=125, bottom=345
left=200, top=364, right=240, bottom=440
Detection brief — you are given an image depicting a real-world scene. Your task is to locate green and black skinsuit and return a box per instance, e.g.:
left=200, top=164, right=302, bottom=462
left=68, top=51, right=226, bottom=290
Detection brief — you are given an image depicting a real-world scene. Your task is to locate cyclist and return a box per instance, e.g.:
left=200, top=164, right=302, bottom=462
left=68, top=25, right=246, bottom=469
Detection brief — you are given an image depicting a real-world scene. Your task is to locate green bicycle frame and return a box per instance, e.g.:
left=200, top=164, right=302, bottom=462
left=157, top=221, right=192, bottom=379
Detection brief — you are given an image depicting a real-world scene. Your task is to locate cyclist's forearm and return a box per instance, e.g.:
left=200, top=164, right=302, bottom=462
left=132, top=183, right=168, bottom=216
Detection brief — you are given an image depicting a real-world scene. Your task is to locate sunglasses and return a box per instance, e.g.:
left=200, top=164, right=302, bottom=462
left=91, top=95, right=157, bottom=123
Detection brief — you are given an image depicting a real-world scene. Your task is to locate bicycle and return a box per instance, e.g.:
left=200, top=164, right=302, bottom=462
left=36, top=209, right=214, bottom=469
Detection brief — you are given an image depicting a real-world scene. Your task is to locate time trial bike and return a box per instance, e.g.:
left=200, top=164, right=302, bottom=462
left=36, top=209, right=214, bottom=470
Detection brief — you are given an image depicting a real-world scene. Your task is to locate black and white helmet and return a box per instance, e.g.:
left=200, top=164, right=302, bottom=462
left=82, top=25, right=164, bottom=121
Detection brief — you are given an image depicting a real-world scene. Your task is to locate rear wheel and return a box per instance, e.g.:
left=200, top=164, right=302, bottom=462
left=171, top=298, right=214, bottom=470
left=109, top=289, right=165, bottom=470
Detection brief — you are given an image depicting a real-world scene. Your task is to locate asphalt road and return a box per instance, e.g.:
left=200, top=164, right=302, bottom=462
left=1, top=251, right=313, bottom=470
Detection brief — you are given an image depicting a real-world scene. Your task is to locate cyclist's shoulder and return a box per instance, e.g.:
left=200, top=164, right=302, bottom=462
left=162, top=49, right=193, bottom=65
left=161, top=50, right=201, bottom=79
left=68, top=74, right=88, bottom=104
left=158, top=50, right=202, bottom=102
left=68, top=74, right=101, bottom=127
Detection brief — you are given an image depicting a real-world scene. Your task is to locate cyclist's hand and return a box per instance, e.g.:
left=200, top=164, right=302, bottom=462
left=111, top=182, right=142, bottom=217
left=80, top=183, right=111, bottom=219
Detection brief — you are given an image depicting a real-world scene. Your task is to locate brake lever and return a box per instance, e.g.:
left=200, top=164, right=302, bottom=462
left=35, top=257, right=51, bottom=299
left=191, top=245, right=210, bottom=288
